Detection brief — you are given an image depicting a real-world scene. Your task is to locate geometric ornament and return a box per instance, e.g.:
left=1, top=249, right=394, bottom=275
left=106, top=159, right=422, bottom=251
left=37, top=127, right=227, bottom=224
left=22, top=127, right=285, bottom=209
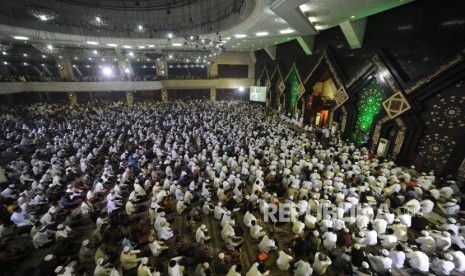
left=333, top=87, right=349, bottom=108
left=265, top=80, right=271, bottom=90
left=382, top=91, right=411, bottom=119
left=278, top=80, right=285, bottom=94
left=256, top=79, right=261, bottom=86
left=298, top=83, right=306, bottom=98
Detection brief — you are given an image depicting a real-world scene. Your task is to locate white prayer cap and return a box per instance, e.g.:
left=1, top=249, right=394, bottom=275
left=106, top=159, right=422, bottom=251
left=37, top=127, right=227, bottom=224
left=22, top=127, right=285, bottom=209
left=82, top=239, right=89, bottom=246
left=443, top=231, right=451, bottom=237
left=57, top=224, right=64, bottom=230
left=97, top=258, right=104, bottom=265
left=201, top=224, right=207, bottom=230
left=444, top=253, right=453, bottom=261
left=123, top=246, right=131, bottom=253
left=362, top=262, right=369, bottom=269
left=203, top=262, right=209, bottom=269
left=54, top=266, right=64, bottom=273
left=8, top=184, right=15, bottom=188
left=313, top=230, right=319, bottom=237
left=141, top=257, right=148, bottom=265
left=449, top=218, right=457, bottom=224
left=150, top=202, right=157, bottom=209
left=381, top=249, right=389, bottom=256
left=421, top=230, right=429, bottom=237
left=44, top=254, right=54, bottom=261
left=218, top=253, right=225, bottom=259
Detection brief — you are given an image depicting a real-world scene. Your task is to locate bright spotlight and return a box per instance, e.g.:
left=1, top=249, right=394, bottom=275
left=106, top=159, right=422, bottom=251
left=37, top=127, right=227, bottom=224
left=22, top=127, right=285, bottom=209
left=238, top=86, right=245, bottom=92
left=102, top=67, right=112, bottom=76
left=124, top=68, right=130, bottom=74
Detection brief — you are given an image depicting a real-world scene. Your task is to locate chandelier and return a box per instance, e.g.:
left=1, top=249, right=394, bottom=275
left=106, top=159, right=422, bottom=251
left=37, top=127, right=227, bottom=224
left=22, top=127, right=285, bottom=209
left=88, top=15, right=112, bottom=28
left=26, top=5, right=58, bottom=21
left=33, top=44, right=63, bottom=55
left=184, top=35, right=200, bottom=43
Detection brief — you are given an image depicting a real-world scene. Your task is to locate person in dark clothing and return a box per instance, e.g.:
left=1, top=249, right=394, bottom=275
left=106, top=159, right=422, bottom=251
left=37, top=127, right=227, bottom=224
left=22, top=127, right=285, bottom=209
left=410, top=213, right=428, bottom=231
left=390, top=192, right=402, bottom=209
left=351, top=243, right=365, bottom=268
left=337, top=228, right=352, bottom=248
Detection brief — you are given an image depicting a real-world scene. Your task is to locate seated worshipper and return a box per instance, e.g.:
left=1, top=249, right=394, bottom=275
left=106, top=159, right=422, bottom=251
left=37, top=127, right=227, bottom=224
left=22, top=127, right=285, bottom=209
left=195, top=224, right=211, bottom=244
left=176, top=199, right=188, bottom=214
left=94, top=258, right=113, bottom=276
left=379, top=228, right=398, bottom=250
left=214, top=202, right=226, bottom=220
left=243, top=211, right=257, bottom=228
left=157, top=221, right=174, bottom=240
left=78, top=239, right=95, bottom=269
left=391, top=219, right=408, bottom=242
left=120, top=246, right=142, bottom=273
left=276, top=250, right=293, bottom=271
left=355, top=261, right=373, bottom=276
left=33, top=226, right=54, bottom=249
left=415, top=230, right=436, bottom=254
left=148, top=236, right=168, bottom=257
left=430, top=230, right=452, bottom=251
left=322, top=228, right=337, bottom=250
left=246, top=262, right=269, bottom=276
left=221, top=222, right=244, bottom=250
left=313, top=252, right=332, bottom=275
left=211, top=252, right=228, bottom=275
left=194, top=262, right=210, bottom=276
left=226, top=264, right=242, bottom=276
left=250, top=220, right=266, bottom=239
left=138, top=257, right=161, bottom=276
left=292, top=216, right=305, bottom=236
left=168, top=257, right=185, bottom=276
left=450, top=244, right=465, bottom=273
left=293, top=259, right=313, bottom=276
left=10, top=206, right=33, bottom=232
left=410, top=212, right=428, bottom=231
left=351, top=243, right=366, bottom=268
left=390, top=244, right=405, bottom=269
left=367, top=249, right=392, bottom=274
left=258, top=234, right=277, bottom=253
left=405, top=246, right=430, bottom=274
left=431, top=253, right=455, bottom=276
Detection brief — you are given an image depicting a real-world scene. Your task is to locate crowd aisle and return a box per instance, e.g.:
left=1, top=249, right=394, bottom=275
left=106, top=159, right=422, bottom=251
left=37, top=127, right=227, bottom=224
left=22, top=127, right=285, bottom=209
left=0, top=100, right=464, bottom=276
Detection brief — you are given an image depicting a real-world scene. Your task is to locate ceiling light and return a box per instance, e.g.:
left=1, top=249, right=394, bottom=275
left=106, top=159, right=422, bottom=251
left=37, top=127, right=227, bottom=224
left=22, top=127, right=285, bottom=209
left=123, top=45, right=132, bottom=49
left=168, top=54, right=173, bottom=59
left=280, top=29, right=294, bottom=34
left=256, top=32, right=269, bottom=36
left=93, top=50, right=98, bottom=55
left=2, top=52, right=6, bottom=55
left=23, top=62, right=28, bottom=66
left=88, top=57, right=92, bottom=60
left=72, top=65, right=76, bottom=68
left=138, top=46, right=145, bottom=49
left=13, top=36, right=29, bottom=40
left=138, top=25, right=143, bottom=30
left=124, top=68, right=130, bottom=73
left=148, top=45, right=155, bottom=48
left=87, top=41, right=99, bottom=45
left=107, top=43, right=118, bottom=47
left=102, top=67, right=112, bottom=76
left=59, top=56, right=63, bottom=59
left=300, top=4, right=310, bottom=12
left=23, top=53, right=28, bottom=57
left=42, top=55, right=46, bottom=58
left=74, top=57, right=78, bottom=60
left=172, top=43, right=182, bottom=47
left=95, top=16, right=101, bottom=22
left=234, top=34, right=247, bottom=38
left=128, top=52, right=134, bottom=57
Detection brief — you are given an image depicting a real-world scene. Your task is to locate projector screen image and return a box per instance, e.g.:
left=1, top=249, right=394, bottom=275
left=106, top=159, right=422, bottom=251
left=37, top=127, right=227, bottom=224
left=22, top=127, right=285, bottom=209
left=249, top=86, right=267, bottom=102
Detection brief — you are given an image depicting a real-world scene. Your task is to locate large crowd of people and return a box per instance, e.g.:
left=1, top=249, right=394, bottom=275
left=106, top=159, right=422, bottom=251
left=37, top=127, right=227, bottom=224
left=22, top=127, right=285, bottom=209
left=0, top=99, right=464, bottom=276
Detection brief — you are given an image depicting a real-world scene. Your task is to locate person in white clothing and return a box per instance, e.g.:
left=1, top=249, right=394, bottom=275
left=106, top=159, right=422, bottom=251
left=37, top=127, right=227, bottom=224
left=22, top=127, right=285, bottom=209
left=431, top=253, right=455, bottom=276
left=168, top=257, right=185, bottom=276
left=195, top=224, right=211, bottom=244
left=389, top=244, right=405, bottom=269
left=276, top=250, right=293, bottom=270
left=293, top=259, right=312, bottom=276
left=406, top=247, right=429, bottom=273
left=367, top=249, right=392, bottom=274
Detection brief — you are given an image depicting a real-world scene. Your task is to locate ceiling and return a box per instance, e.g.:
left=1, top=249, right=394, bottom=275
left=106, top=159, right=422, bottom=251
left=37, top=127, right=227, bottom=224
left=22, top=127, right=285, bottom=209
left=0, top=0, right=415, bottom=63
